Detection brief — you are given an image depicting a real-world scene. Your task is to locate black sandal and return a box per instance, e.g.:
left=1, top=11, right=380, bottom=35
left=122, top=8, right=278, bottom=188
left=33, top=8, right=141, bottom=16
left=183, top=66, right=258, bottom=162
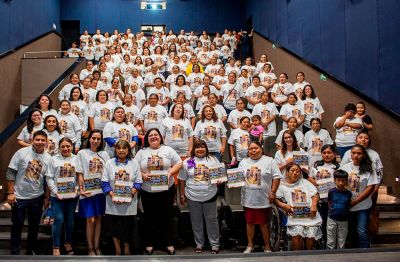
left=195, top=247, right=203, bottom=253
left=145, top=247, right=153, bottom=255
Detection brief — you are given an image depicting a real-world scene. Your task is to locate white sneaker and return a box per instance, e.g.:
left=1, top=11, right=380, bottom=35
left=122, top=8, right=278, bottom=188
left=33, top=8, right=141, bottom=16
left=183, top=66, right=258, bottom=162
left=243, top=246, right=254, bottom=254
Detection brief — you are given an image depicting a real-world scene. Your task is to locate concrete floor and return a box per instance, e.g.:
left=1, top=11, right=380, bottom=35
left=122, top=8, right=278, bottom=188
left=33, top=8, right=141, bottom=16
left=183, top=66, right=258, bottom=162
left=0, top=248, right=400, bottom=261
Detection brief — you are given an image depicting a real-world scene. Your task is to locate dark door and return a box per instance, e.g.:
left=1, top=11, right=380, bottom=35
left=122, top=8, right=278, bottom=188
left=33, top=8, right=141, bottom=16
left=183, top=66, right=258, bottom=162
left=60, top=20, right=80, bottom=51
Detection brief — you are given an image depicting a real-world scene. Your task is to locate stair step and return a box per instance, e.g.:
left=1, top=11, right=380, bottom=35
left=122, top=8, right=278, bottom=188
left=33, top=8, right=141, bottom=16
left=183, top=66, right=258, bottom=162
left=0, top=231, right=52, bottom=252
left=379, top=212, right=400, bottom=219
left=0, top=218, right=50, bottom=233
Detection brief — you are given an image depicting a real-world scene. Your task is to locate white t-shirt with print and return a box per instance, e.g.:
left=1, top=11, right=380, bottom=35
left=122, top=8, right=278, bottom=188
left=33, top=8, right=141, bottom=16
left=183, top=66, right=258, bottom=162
left=276, top=178, right=322, bottom=226
left=160, top=117, right=194, bottom=156
left=102, top=158, right=142, bottom=215
left=134, top=145, right=181, bottom=192
left=228, top=128, right=251, bottom=161
left=340, top=162, right=379, bottom=211
left=252, top=102, right=279, bottom=137
left=239, top=155, right=283, bottom=208
left=194, top=119, right=227, bottom=153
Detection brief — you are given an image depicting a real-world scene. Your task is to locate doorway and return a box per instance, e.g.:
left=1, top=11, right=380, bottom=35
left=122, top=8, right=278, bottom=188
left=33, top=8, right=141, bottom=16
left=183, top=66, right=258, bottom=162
left=60, top=20, right=80, bottom=51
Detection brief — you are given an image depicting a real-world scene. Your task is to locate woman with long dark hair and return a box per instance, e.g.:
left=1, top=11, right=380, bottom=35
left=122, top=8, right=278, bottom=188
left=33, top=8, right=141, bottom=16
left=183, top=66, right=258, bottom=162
left=76, top=130, right=110, bottom=255
left=134, top=128, right=182, bottom=255
left=340, top=144, right=378, bottom=248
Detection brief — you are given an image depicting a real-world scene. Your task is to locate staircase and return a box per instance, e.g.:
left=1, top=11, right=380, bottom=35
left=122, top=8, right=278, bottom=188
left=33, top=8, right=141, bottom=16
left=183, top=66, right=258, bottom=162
left=371, top=185, right=400, bottom=248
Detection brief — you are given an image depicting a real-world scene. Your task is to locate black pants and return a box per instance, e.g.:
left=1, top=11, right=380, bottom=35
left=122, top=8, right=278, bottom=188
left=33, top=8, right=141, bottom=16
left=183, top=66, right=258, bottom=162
left=11, top=195, right=44, bottom=255
left=140, top=185, right=176, bottom=247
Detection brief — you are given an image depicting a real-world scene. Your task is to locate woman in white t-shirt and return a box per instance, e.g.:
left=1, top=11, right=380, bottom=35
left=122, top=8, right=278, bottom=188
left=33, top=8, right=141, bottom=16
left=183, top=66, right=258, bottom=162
left=340, top=144, right=378, bottom=248
left=147, top=77, right=171, bottom=110
left=46, top=137, right=78, bottom=256
left=340, top=132, right=383, bottom=201
left=252, top=91, right=279, bottom=156
left=178, top=140, right=222, bottom=254
left=170, top=74, right=192, bottom=103
left=307, top=144, right=340, bottom=238
left=227, top=98, right=252, bottom=129
left=134, top=128, right=182, bottom=255
left=69, top=87, right=89, bottom=138
left=17, top=109, right=44, bottom=147
left=333, top=103, right=363, bottom=158
left=76, top=130, right=110, bottom=255
left=36, top=94, right=57, bottom=119
left=187, top=64, right=205, bottom=92
left=259, top=63, right=277, bottom=92
left=228, top=116, right=251, bottom=165
left=255, top=54, right=274, bottom=75
left=43, top=115, right=64, bottom=156
left=103, top=107, right=138, bottom=158
left=139, top=94, right=168, bottom=133
left=58, top=74, right=80, bottom=101
left=245, top=76, right=265, bottom=111
left=279, top=93, right=305, bottom=131
left=271, top=73, right=293, bottom=108
left=220, top=72, right=242, bottom=113
left=211, top=67, right=228, bottom=92
left=304, top=118, right=333, bottom=166
left=57, top=100, right=82, bottom=153
left=293, top=72, right=310, bottom=101
left=275, top=162, right=322, bottom=250
left=89, top=90, right=115, bottom=131
left=160, top=103, right=194, bottom=158
left=240, top=141, right=282, bottom=253
left=194, top=105, right=227, bottom=161
left=275, top=117, right=305, bottom=150
left=274, top=130, right=303, bottom=177
left=125, top=78, right=146, bottom=110
left=122, top=94, right=141, bottom=127
left=101, top=140, right=142, bottom=255
left=300, top=85, right=324, bottom=133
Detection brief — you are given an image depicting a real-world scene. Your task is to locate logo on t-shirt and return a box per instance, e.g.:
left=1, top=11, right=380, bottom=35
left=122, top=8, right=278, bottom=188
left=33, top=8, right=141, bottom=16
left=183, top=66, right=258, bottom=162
left=147, top=154, right=164, bottom=171
left=204, top=126, right=217, bottom=141
left=245, top=166, right=261, bottom=187
left=60, top=120, right=68, bottom=134
left=261, top=109, right=270, bottom=123
left=100, top=108, right=111, bottom=122
left=194, top=164, right=209, bottom=184
left=304, top=102, right=314, bottom=114
left=311, top=137, right=323, bottom=154
left=172, top=124, right=184, bottom=140
left=24, top=159, right=43, bottom=184
left=239, top=134, right=250, bottom=149
left=147, top=110, right=158, bottom=122
left=60, top=162, right=75, bottom=177
left=347, top=172, right=360, bottom=197
left=46, top=138, right=56, bottom=155
left=89, top=157, right=104, bottom=174
left=114, top=169, right=130, bottom=181
left=119, top=128, right=132, bottom=142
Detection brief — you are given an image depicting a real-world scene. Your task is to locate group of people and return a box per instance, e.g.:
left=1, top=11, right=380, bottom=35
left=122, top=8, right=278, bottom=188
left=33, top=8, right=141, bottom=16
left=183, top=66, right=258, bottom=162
left=6, top=28, right=382, bottom=256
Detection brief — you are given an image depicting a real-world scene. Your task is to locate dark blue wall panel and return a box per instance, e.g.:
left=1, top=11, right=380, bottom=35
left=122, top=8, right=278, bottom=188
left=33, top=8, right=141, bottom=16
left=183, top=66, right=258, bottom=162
left=61, top=0, right=245, bottom=34
left=246, top=0, right=400, bottom=115
left=0, top=0, right=60, bottom=54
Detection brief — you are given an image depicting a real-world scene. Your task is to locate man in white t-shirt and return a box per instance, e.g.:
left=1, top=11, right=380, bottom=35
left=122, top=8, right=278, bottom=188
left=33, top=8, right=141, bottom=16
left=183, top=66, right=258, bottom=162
left=6, top=131, right=52, bottom=255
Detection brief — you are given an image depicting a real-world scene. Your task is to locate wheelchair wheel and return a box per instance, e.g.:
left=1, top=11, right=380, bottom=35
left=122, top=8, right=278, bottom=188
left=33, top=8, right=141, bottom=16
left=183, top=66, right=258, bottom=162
left=269, top=205, right=281, bottom=251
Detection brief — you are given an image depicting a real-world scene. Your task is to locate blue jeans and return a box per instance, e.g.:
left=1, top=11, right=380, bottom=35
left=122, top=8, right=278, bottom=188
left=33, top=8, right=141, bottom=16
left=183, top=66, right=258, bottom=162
left=337, top=146, right=352, bottom=159
left=11, top=195, right=44, bottom=255
left=51, top=197, right=78, bottom=248
left=349, top=209, right=370, bottom=248
left=212, top=152, right=222, bottom=162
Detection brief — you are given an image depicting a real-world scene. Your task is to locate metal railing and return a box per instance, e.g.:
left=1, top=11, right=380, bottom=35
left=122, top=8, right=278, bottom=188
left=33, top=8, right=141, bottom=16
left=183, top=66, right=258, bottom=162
left=23, top=51, right=69, bottom=59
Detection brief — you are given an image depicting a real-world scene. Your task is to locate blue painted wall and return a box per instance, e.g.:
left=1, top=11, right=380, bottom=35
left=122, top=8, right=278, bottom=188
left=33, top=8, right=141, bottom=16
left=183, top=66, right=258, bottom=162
left=60, top=0, right=245, bottom=34
left=0, top=0, right=60, bottom=54
left=246, top=0, right=400, bottom=115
